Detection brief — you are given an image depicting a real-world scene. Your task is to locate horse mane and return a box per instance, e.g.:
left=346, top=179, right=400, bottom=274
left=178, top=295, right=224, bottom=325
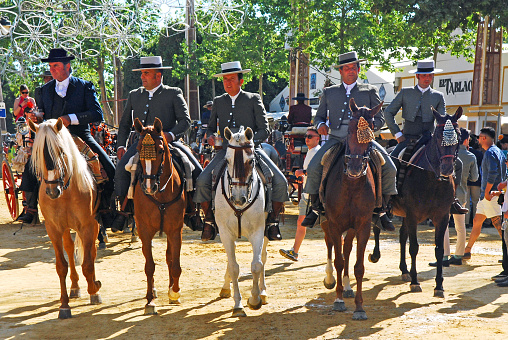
left=31, top=119, right=94, bottom=193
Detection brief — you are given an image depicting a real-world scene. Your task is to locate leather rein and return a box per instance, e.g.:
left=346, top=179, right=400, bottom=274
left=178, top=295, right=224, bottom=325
left=221, top=143, right=261, bottom=238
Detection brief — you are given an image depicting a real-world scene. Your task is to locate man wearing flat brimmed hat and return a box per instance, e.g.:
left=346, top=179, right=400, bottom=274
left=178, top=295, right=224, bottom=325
left=287, top=92, right=312, bottom=125
left=32, top=48, right=117, bottom=225
left=33, top=70, right=53, bottom=107
left=114, top=56, right=203, bottom=232
left=301, top=51, right=398, bottom=231
left=195, top=61, right=288, bottom=241
left=384, top=59, right=468, bottom=214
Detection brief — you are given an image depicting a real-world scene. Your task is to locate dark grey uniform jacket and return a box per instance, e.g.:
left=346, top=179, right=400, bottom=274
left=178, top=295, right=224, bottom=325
left=117, top=85, right=190, bottom=147
left=206, top=91, right=269, bottom=145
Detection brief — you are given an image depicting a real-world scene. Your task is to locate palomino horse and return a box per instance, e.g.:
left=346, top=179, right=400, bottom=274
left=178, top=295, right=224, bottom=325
left=215, top=126, right=268, bottom=317
left=133, top=117, right=186, bottom=315
left=369, top=107, right=462, bottom=298
left=321, top=99, right=382, bottom=320
left=28, top=118, right=102, bottom=319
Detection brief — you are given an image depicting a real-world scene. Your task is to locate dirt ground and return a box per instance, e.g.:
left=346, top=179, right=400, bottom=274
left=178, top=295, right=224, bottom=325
left=1, top=196, right=508, bottom=340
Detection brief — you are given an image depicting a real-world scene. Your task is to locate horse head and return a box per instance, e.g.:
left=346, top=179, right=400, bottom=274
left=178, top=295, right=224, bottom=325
left=345, top=98, right=383, bottom=178
left=431, top=107, right=462, bottom=177
left=135, top=117, right=169, bottom=195
left=224, top=126, right=255, bottom=206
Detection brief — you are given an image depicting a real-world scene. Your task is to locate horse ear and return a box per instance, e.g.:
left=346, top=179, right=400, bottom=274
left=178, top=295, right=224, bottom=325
left=55, top=118, right=63, bottom=132
left=134, top=118, right=143, bottom=133
left=453, top=106, right=463, bottom=121
left=224, top=127, right=232, bottom=141
left=349, top=98, right=359, bottom=113
left=370, top=101, right=384, bottom=118
left=245, top=127, right=254, bottom=141
left=28, top=119, right=38, bottom=133
left=154, top=117, right=162, bottom=133
left=431, top=106, right=443, bottom=121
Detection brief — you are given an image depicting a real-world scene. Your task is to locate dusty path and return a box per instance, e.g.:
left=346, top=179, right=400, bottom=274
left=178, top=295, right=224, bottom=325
left=1, top=198, right=508, bottom=339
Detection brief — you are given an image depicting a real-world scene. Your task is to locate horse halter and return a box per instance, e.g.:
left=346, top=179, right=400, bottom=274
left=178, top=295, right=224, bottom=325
left=138, top=133, right=173, bottom=193
left=426, top=119, right=459, bottom=178
left=344, top=116, right=374, bottom=178
left=41, top=142, right=71, bottom=193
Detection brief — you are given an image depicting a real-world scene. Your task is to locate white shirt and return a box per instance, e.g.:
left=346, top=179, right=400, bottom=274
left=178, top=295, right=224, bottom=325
left=417, top=84, right=430, bottom=93
left=302, top=144, right=321, bottom=198
left=56, top=76, right=79, bottom=125
left=228, top=89, right=242, bottom=107
left=147, top=83, right=162, bottom=98
left=343, top=81, right=357, bottom=95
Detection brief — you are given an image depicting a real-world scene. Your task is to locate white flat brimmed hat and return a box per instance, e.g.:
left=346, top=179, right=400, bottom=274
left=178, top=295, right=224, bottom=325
left=214, top=61, right=251, bottom=77
left=409, top=60, right=443, bottom=74
left=132, top=56, right=172, bottom=71
left=335, top=51, right=366, bottom=68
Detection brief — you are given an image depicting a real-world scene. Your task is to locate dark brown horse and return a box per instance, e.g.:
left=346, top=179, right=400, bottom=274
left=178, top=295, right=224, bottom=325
left=321, top=98, right=382, bottom=320
left=29, top=118, right=102, bottom=319
left=369, top=107, right=462, bottom=298
left=133, top=117, right=186, bottom=315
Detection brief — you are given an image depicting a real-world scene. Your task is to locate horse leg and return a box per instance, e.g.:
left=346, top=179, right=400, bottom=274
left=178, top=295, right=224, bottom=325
left=78, top=226, right=102, bottom=304
left=332, top=232, right=346, bottom=312
left=247, top=232, right=264, bottom=310
left=46, top=226, right=71, bottom=319
left=406, top=216, right=421, bottom=292
left=433, top=213, right=449, bottom=298
left=323, top=232, right=336, bottom=289
left=62, top=229, right=80, bottom=299
left=167, top=230, right=182, bottom=304
left=343, top=230, right=355, bottom=298
left=259, top=236, right=268, bottom=304
left=399, top=219, right=411, bottom=282
left=140, top=233, right=157, bottom=315
left=369, top=223, right=381, bottom=263
left=352, top=222, right=370, bottom=320
left=220, top=268, right=232, bottom=298
left=222, top=236, right=245, bottom=317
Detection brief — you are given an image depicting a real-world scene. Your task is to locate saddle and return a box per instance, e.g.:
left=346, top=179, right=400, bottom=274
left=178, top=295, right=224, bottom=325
left=72, top=136, right=107, bottom=185
left=319, top=142, right=384, bottom=209
left=395, top=134, right=429, bottom=191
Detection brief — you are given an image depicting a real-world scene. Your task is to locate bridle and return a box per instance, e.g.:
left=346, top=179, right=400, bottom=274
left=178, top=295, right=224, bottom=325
left=425, top=121, right=459, bottom=178
left=221, top=143, right=261, bottom=238
left=138, top=135, right=174, bottom=193
left=41, top=142, right=71, bottom=193
left=344, top=118, right=373, bottom=179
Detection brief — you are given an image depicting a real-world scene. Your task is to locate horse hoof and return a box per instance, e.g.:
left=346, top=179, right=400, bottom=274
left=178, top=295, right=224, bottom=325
left=98, top=242, right=106, bottom=250
left=232, top=308, right=247, bottom=317
left=401, top=273, right=411, bottom=282
left=168, top=289, right=181, bottom=304
left=352, top=311, right=368, bottom=320
left=434, top=289, right=445, bottom=298
left=58, top=308, right=72, bottom=319
left=260, top=294, right=268, bottom=305
left=410, top=284, right=422, bottom=293
left=368, top=254, right=379, bottom=263
left=323, top=278, right=336, bottom=290
left=247, top=297, right=262, bottom=310
left=69, top=288, right=81, bottom=299
left=332, top=301, right=346, bottom=312
left=343, top=289, right=355, bottom=298
left=144, top=303, right=158, bottom=315
left=90, top=294, right=102, bottom=305
left=152, top=288, right=158, bottom=299
left=219, top=288, right=231, bottom=298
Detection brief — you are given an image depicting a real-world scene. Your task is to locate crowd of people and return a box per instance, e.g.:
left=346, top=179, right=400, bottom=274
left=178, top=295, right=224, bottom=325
left=8, top=47, right=508, bottom=287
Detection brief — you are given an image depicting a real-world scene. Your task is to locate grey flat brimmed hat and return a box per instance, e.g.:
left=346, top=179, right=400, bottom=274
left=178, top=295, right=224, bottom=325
left=409, top=60, right=443, bottom=74
left=335, top=51, right=366, bottom=68
left=132, top=56, right=172, bottom=71
left=41, top=48, right=75, bottom=62
left=203, top=100, right=213, bottom=108
left=214, top=61, right=251, bottom=77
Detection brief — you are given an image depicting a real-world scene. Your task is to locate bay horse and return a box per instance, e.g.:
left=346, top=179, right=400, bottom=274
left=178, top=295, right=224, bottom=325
left=321, top=99, right=382, bottom=320
left=215, top=126, right=268, bottom=317
left=133, top=117, right=186, bottom=315
left=369, top=107, right=462, bottom=298
left=28, top=118, right=102, bottom=319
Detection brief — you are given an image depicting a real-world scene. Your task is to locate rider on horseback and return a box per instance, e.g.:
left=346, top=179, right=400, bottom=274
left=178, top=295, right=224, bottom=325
left=302, top=51, right=398, bottom=231
left=195, top=61, right=289, bottom=241
left=384, top=60, right=468, bottom=215
left=113, top=56, right=203, bottom=232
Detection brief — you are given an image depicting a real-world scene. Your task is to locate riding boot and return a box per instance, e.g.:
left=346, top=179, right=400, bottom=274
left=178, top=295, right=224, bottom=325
left=374, top=195, right=395, bottom=231
left=18, top=192, right=37, bottom=223
left=302, top=194, right=324, bottom=228
left=200, top=201, right=217, bottom=241
left=110, top=196, right=130, bottom=232
left=450, top=198, right=468, bottom=214
left=265, top=201, right=284, bottom=241
left=184, top=192, right=203, bottom=231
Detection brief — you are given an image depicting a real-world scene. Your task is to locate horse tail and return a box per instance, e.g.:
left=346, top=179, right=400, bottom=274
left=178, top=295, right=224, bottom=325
left=74, top=233, right=84, bottom=266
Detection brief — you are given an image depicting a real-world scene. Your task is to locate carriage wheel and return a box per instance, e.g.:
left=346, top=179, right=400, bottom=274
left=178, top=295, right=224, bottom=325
left=2, top=161, right=19, bottom=221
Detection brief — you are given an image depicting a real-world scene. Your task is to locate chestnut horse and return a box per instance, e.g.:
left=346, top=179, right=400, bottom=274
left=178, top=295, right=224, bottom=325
left=321, top=99, right=382, bottom=320
left=29, top=118, right=102, bottom=319
left=370, top=107, right=462, bottom=298
left=133, top=117, right=186, bottom=315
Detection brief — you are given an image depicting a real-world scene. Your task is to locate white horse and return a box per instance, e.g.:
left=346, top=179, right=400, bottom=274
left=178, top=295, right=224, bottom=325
left=215, top=126, right=268, bottom=317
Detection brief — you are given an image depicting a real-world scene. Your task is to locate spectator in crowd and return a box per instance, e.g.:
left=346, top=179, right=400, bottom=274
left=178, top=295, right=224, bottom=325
left=467, top=134, right=483, bottom=227
left=287, top=92, right=312, bottom=125
left=493, top=167, right=508, bottom=286
left=13, top=85, right=36, bottom=122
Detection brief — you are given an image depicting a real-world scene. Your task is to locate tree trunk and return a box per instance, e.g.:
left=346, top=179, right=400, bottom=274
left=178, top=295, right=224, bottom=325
left=258, top=73, right=263, bottom=101
left=96, top=56, right=114, bottom=126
